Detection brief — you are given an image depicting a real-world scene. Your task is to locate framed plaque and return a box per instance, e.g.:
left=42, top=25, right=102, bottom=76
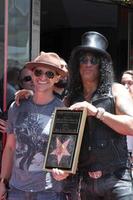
left=43, top=107, right=87, bottom=174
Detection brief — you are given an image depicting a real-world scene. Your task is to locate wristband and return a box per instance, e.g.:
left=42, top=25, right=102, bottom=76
left=95, top=107, right=105, bottom=120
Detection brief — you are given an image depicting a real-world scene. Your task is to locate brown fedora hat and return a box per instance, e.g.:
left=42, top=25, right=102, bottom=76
left=25, top=51, right=68, bottom=77
left=72, top=31, right=111, bottom=61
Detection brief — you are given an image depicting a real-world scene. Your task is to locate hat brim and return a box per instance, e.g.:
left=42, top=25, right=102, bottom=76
left=72, top=45, right=111, bottom=61
left=25, top=62, right=67, bottom=77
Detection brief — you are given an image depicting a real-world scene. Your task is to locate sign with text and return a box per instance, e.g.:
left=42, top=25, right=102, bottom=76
left=43, top=108, right=87, bottom=174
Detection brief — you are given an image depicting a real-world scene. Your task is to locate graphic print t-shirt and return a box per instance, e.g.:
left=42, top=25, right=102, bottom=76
left=7, top=97, right=64, bottom=192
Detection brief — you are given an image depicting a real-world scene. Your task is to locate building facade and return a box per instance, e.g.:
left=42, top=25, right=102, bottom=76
left=0, top=0, right=133, bottom=111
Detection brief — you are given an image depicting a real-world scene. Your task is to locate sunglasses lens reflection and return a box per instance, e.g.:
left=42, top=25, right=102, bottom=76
left=45, top=71, right=55, bottom=79
left=34, top=69, right=42, bottom=77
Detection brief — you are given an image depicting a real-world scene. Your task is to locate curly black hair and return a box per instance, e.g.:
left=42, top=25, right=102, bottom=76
left=66, top=50, right=114, bottom=106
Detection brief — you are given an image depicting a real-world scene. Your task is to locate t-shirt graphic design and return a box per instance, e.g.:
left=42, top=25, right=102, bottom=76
left=14, top=111, right=51, bottom=171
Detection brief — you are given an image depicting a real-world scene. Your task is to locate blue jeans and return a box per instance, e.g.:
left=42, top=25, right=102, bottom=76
left=79, top=169, right=133, bottom=200
left=7, top=187, right=66, bottom=200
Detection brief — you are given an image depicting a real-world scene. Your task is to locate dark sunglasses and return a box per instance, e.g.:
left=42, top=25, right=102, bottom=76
left=80, top=56, right=100, bottom=65
left=22, top=76, right=32, bottom=82
left=34, top=69, right=56, bottom=79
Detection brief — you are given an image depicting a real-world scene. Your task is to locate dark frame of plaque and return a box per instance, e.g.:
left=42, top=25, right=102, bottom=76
left=43, top=107, right=87, bottom=174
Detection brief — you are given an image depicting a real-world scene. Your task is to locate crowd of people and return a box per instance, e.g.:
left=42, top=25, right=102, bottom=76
left=0, top=31, right=133, bottom=200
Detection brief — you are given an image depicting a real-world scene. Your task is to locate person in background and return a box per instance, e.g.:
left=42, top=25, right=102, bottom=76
left=0, top=67, right=20, bottom=168
left=0, top=67, right=20, bottom=111
left=14, top=67, right=35, bottom=105
left=121, top=70, right=133, bottom=170
left=0, top=52, right=68, bottom=200
left=121, top=70, right=133, bottom=99
left=54, top=58, right=68, bottom=100
left=54, top=31, right=133, bottom=199
left=0, top=67, right=35, bottom=167
left=18, top=67, right=34, bottom=91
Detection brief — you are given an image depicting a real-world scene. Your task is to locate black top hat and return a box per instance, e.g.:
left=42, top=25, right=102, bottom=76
left=72, top=31, right=111, bottom=60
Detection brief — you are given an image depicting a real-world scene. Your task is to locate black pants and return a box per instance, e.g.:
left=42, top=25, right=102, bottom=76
left=64, top=169, right=133, bottom=200
left=80, top=169, right=133, bottom=200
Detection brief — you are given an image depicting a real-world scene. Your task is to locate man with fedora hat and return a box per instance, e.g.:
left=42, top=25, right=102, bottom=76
left=14, top=57, right=68, bottom=105
left=0, top=52, right=68, bottom=200
left=53, top=31, right=133, bottom=199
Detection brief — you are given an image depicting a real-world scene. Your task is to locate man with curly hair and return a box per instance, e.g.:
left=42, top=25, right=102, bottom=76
left=54, top=31, right=133, bottom=199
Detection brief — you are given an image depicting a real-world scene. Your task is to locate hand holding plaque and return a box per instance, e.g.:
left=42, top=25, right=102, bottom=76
left=43, top=107, right=87, bottom=174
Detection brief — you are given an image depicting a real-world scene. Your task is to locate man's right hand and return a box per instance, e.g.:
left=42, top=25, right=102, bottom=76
left=15, top=89, right=34, bottom=106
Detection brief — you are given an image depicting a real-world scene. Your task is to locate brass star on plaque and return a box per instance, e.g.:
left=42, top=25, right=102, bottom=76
left=50, top=138, right=71, bottom=165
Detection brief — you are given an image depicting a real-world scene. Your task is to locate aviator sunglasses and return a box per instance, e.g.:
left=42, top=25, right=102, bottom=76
left=80, top=56, right=100, bottom=65
left=22, top=75, right=32, bottom=82
left=34, top=69, right=56, bottom=79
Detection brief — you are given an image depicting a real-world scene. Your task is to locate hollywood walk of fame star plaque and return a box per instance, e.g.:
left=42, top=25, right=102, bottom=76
left=43, top=107, right=87, bottom=174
